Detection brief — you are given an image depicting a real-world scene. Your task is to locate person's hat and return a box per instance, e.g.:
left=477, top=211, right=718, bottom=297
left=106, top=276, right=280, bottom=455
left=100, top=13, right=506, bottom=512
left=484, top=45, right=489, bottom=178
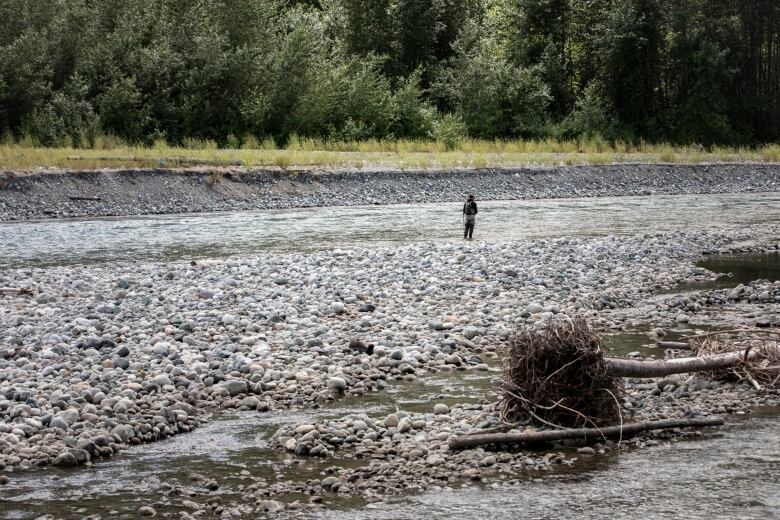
left=468, top=194, right=475, bottom=200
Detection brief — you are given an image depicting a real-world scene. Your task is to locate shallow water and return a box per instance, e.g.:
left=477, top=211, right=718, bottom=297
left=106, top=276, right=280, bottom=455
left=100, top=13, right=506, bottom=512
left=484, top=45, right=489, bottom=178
left=0, top=368, right=498, bottom=519
left=601, top=326, right=708, bottom=357
left=327, top=410, right=780, bottom=520
left=686, top=251, right=780, bottom=290
left=2, top=191, right=780, bottom=268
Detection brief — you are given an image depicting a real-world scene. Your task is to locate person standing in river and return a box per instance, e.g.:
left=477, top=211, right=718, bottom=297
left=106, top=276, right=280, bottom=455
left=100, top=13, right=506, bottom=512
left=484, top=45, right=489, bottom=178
left=463, top=194, right=478, bottom=240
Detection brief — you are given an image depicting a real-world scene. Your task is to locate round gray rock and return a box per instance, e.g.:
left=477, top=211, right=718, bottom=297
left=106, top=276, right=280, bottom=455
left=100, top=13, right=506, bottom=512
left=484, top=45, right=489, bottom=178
left=328, top=377, right=347, bottom=392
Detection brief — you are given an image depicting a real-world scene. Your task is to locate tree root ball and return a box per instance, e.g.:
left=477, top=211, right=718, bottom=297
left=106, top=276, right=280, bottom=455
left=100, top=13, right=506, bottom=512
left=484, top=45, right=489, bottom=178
left=501, top=316, right=626, bottom=428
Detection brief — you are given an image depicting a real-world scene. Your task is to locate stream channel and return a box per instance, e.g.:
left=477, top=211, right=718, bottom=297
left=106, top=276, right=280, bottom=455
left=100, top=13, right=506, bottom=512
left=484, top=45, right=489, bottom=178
left=1, top=191, right=780, bottom=518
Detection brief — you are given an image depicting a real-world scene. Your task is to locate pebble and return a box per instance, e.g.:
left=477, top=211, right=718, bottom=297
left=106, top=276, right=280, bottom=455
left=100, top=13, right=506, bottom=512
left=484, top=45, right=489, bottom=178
left=444, top=355, right=462, bottom=366
left=224, top=380, right=248, bottom=396
left=328, top=377, right=347, bottom=392
left=153, top=375, right=171, bottom=387
left=52, top=452, right=78, bottom=467
left=433, top=404, right=450, bottom=415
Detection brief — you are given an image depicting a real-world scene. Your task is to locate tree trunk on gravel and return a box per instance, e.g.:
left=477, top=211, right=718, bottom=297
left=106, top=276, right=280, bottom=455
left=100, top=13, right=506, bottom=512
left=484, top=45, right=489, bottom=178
left=449, top=417, right=724, bottom=450
left=603, top=348, right=769, bottom=378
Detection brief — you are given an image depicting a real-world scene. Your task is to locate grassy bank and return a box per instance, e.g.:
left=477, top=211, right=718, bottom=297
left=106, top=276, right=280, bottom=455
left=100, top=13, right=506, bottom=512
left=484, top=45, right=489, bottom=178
left=1, top=139, right=779, bottom=171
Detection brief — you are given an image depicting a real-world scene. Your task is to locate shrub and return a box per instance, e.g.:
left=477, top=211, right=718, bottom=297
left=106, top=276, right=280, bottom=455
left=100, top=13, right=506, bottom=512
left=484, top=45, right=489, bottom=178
left=390, top=69, right=437, bottom=139
left=429, top=114, right=467, bottom=151
left=558, top=83, right=621, bottom=141
left=273, top=153, right=292, bottom=168
left=225, top=134, right=241, bottom=149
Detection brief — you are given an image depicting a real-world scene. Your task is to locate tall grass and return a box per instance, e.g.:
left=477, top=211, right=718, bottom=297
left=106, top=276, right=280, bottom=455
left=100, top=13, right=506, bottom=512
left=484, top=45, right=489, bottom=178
left=0, top=134, right=778, bottom=171
left=762, top=144, right=780, bottom=162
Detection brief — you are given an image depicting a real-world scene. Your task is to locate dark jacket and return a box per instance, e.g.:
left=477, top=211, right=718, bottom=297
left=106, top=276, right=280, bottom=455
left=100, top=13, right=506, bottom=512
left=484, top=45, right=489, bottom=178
left=463, top=201, right=478, bottom=216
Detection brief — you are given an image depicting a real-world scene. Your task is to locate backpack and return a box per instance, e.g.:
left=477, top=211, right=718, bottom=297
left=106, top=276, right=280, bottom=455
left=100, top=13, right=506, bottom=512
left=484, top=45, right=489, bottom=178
left=464, top=201, right=476, bottom=215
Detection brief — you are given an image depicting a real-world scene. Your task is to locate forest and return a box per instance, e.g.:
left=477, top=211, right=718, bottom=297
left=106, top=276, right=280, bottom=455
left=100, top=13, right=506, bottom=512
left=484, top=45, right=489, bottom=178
left=0, top=0, right=778, bottom=148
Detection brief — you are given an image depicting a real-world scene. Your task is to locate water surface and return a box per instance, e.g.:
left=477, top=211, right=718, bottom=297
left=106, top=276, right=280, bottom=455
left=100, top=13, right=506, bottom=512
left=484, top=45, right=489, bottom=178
left=2, top=191, right=779, bottom=268
left=0, top=368, right=498, bottom=519
left=328, top=411, right=780, bottom=520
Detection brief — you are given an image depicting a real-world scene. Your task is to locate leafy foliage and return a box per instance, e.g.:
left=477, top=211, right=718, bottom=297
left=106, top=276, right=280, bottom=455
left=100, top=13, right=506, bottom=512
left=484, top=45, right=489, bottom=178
left=0, top=0, right=778, bottom=146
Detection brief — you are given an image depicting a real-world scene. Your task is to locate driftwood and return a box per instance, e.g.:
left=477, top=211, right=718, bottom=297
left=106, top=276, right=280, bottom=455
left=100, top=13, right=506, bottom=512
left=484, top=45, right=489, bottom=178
left=681, top=329, right=780, bottom=341
left=449, top=417, right=724, bottom=450
left=169, top=156, right=242, bottom=166
left=67, top=155, right=140, bottom=162
left=604, top=348, right=771, bottom=378
left=502, top=319, right=778, bottom=429
left=68, top=196, right=102, bottom=201
left=691, top=336, right=780, bottom=389
left=0, top=287, right=32, bottom=296
left=656, top=341, right=691, bottom=349
left=502, top=317, right=624, bottom=428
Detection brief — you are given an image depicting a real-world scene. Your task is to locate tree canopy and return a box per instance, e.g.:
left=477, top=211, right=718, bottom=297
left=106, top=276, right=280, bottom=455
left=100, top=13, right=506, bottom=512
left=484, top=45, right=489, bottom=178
left=0, top=0, right=777, bottom=147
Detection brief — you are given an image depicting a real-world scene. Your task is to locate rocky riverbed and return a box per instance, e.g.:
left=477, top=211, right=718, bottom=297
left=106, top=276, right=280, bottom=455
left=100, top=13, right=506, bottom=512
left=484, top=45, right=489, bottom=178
left=1, top=162, right=779, bottom=221
left=1, top=221, right=779, bottom=517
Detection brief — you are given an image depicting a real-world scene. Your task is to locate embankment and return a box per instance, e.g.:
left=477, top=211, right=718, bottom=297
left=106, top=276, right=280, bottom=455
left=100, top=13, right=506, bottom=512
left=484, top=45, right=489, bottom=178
left=1, top=163, right=779, bottom=221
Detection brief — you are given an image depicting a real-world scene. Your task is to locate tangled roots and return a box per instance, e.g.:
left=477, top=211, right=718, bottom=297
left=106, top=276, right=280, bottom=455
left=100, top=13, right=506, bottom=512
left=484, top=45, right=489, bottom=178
left=500, top=317, right=625, bottom=429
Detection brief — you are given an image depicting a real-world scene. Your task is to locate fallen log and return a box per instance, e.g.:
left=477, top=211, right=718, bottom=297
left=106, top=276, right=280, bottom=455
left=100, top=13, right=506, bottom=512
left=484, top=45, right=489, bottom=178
left=67, top=155, right=141, bottom=162
left=166, top=156, right=242, bottom=166
left=0, top=287, right=20, bottom=294
left=0, top=287, right=32, bottom=295
left=656, top=341, right=691, bottom=349
left=680, top=329, right=780, bottom=340
left=68, top=196, right=102, bottom=201
left=604, top=348, right=768, bottom=378
left=449, top=417, right=724, bottom=450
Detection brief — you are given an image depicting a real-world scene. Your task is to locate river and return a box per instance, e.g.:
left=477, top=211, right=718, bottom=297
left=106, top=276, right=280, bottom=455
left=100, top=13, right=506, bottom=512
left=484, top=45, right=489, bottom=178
left=1, top=191, right=779, bottom=268
left=1, top=191, right=779, bottom=519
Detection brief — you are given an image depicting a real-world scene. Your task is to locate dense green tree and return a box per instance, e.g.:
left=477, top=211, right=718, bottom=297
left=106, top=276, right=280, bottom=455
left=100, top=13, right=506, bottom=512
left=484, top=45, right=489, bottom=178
left=595, top=0, right=664, bottom=139
left=738, top=0, right=780, bottom=143
left=0, top=0, right=778, bottom=145
left=507, top=0, right=572, bottom=116
left=662, top=0, right=740, bottom=143
left=388, top=0, right=441, bottom=77
left=339, top=0, right=392, bottom=59
left=435, top=23, right=551, bottom=138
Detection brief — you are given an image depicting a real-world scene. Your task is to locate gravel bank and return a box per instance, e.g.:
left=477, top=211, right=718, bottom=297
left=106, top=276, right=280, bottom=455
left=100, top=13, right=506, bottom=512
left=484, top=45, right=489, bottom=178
left=1, top=163, right=779, bottom=221
left=0, top=226, right=776, bottom=471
